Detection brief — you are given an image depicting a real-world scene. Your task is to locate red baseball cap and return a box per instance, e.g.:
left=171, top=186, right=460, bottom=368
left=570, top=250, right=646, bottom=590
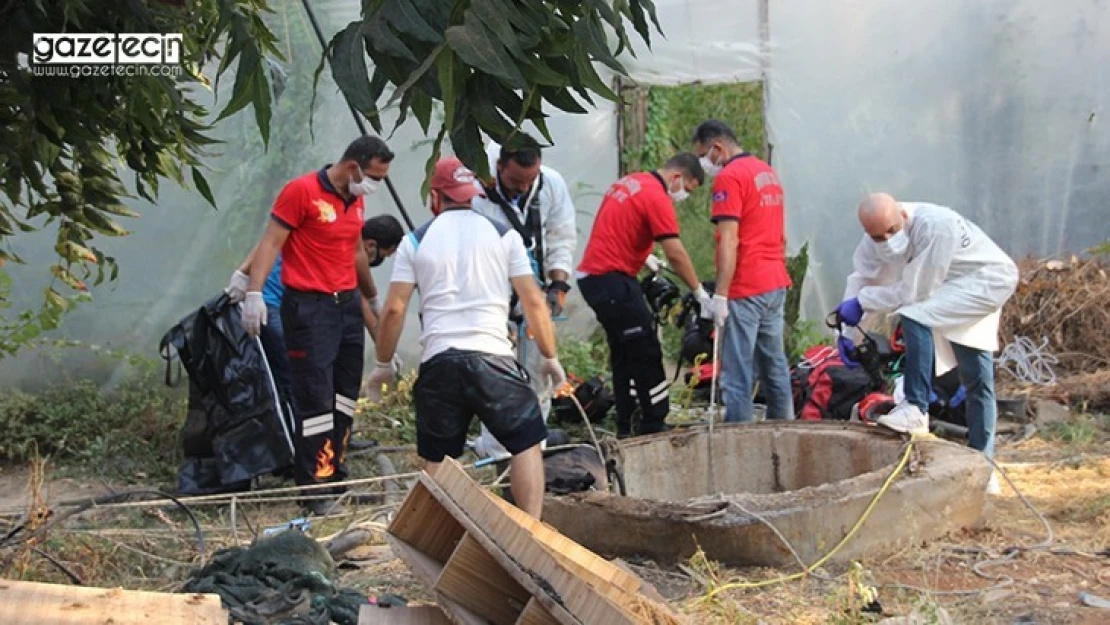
left=431, top=156, right=485, bottom=202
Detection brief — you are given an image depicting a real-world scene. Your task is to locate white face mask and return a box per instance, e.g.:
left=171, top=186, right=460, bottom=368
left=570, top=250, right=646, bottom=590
left=668, top=177, right=689, bottom=203
left=876, top=228, right=909, bottom=260
left=699, top=146, right=722, bottom=177
left=348, top=174, right=380, bottom=196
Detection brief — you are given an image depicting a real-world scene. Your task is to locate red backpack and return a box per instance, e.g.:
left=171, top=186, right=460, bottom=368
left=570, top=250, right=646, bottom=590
left=791, top=346, right=875, bottom=421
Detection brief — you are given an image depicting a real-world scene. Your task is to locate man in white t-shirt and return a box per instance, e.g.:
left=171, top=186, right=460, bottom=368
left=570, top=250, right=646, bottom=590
left=366, top=157, right=567, bottom=518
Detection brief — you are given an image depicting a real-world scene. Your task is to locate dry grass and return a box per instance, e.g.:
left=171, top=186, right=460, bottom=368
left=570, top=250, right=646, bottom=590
left=2, top=421, right=1108, bottom=625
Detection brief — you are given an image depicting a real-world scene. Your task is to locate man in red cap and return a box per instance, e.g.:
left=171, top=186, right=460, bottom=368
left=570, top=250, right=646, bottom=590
left=367, top=157, right=566, bottom=518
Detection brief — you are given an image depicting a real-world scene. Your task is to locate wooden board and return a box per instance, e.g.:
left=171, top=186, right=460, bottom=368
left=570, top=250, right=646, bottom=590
left=387, top=479, right=466, bottom=563
left=417, top=474, right=629, bottom=625
left=359, top=604, right=452, bottom=625
left=384, top=537, right=487, bottom=625
left=436, top=460, right=641, bottom=593
left=435, top=533, right=531, bottom=625
left=0, top=579, right=226, bottom=624
left=431, top=459, right=681, bottom=624
left=516, top=598, right=562, bottom=625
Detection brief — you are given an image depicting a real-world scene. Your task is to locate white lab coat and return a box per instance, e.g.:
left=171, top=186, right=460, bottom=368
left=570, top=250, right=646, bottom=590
left=471, top=142, right=578, bottom=460
left=844, top=203, right=1019, bottom=374
left=470, top=141, right=578, bottom=277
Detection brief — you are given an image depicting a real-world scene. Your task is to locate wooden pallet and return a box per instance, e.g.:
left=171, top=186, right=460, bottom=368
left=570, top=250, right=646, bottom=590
left=386, top=458, right=684, bottom=625
left=0, top=578, right=226, bottom=624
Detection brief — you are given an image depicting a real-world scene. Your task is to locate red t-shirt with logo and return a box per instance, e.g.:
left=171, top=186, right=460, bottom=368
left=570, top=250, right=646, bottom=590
left=710, top=155, right=792, bottom=299
left=271, top=168, right=364, bottom=293
left=577, top=172, right=679, bottom=278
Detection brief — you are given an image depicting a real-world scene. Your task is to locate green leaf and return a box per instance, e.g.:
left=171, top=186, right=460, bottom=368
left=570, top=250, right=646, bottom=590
left=573, top=44, right=620, bottom=102
left=445, top=14, right=526, bottom=88
left=330, top=22, right=379, bottom=119
left=214, top=55, right=260, bottom=123
left=436, top=48, right=462, bottom=131
left=386, top=42, right=446, bottom=107
left=252, top=63, right=273, bottom=145
left=538, top=85, right=588, bottom=114
left=191, top=167, right=217, bottom=209
left=79, top=209, right=130, bottom=237
left=365, top=13, right=418, bottom=63
left=421, top=125, right=448, bottom=200
left=449, top=117, right=486, bottom=177
left=410, top=91, right=433, bottom=134
left=574, top=14, right=627, bottom=75
left=470, top=0, right=526, bottom=60
left=96, top=203, right=141, bottom=218
left=380, top=0, right=443, bottom=44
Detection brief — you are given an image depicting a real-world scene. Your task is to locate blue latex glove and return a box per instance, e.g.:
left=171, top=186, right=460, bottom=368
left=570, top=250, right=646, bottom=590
left=837, top=335, right=860, bottom=368
left=836, top=297, right=864, bottom=327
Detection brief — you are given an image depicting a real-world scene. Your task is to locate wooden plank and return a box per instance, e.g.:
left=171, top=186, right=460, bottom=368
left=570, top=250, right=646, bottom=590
left=0, top=578, right=226, bottom=624
left=417, top=474, right=633, bottom=625
left=515, top=598, right=561, bottom=625
left=433, top=460, right=640, bottom=593
left=431, top=459, right=683, bottom=625
left=435, top=533, right=530, bottom=625
left=384, top=537, right=487, bottom=625
left=490, top=492, right=642, bottom=593
left=359, top=604, right=452, bottom=625
left=387, top=479, right=466, bottom=563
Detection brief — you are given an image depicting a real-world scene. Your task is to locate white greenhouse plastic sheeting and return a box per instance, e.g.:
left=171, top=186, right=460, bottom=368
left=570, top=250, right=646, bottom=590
left=2, top=0, right=1108, bottom=386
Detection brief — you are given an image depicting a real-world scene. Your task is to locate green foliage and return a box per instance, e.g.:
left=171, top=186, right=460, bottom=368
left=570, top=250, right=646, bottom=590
left=0, top=0, right=281, bottom=356
left=1044, top=412, right=1104, bottom=447
left=327, top=0, right=662, bottom=183
left=558, top=332, right=611, bottom=381
left=0, top=367, right=185, bottom=482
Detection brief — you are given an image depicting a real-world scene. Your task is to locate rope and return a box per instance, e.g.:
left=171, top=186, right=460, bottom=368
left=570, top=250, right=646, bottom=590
left=996, top=336, right=1059, bottom=385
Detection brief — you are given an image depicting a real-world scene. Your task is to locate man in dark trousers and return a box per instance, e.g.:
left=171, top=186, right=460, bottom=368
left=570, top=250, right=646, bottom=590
left=576, top=153, right=711, bottom=437
left=240, top=135, right=395, bottom=515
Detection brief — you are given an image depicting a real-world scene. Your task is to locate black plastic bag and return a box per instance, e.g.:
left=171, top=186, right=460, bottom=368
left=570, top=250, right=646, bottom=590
left=161, top=293, right=294, bottom=494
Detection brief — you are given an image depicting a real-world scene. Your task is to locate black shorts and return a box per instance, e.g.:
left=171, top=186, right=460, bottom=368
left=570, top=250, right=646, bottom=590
left=413, top=349, right=547, bottom=462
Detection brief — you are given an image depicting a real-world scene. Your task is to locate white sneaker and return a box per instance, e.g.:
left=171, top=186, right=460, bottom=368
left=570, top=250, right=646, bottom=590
left=876, top=402, right=929, bottom=435
left=985, top=472, right=1002, bottom=496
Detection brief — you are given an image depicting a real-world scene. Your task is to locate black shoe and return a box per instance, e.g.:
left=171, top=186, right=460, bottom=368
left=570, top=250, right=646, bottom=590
left=306, top=499, right=346, bottom=516
left=347, top=437, right=378, bottom=451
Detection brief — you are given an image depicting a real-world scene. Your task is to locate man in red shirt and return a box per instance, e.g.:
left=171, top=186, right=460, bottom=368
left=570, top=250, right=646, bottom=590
left=577, top=153, right=711, bottom=436
left=692, top=120, right=794, bottom=423
left=240, top=136, right=395, bottom=514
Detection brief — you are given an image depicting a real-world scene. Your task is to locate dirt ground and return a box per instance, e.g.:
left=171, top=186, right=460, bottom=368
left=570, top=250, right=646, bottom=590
left=0, top=423, right=1107, bottom=624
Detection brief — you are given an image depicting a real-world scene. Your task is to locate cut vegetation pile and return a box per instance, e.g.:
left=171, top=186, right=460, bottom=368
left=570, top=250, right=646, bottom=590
left=998, top=251, right=1110, bottom=409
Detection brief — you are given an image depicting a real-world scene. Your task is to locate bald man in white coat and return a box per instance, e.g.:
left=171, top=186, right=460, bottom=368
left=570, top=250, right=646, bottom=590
left=835, top=193, right=1018, bottom=468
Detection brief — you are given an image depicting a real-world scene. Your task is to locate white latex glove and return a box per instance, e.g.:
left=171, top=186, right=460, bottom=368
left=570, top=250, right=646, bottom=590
left=693, top=286, right=712, bottom=316
left=706, top=294, right=729, bottom=328
left=390, top=353, right=404, bottom=374
left=241, top=291, right=267, bottom=336
left=225, top=270, right=249, bottom=304
left=365, top=360, right=396, bottom=402
left=367, top=295, right=381, bottom=316
left=644, top=254, right=662, bottom=273
left=539, top=357, right=567, bottom=392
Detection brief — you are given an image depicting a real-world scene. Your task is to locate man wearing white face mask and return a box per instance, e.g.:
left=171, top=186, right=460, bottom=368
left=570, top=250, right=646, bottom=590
left=576, top=153, right=711, bottom=436
left=692, top=120, right=794, bottom=424
left=837, top=193, right=1018, bottom=461
left=227, top=135, right=395, bottom=515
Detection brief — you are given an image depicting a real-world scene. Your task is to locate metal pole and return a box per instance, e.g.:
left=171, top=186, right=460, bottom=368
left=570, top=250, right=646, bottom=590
left=299, top=0, right=415, bottom=231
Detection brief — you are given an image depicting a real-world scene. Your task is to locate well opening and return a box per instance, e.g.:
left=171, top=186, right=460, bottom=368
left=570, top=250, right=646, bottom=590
left=619, top=424, right=906, bottom=501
